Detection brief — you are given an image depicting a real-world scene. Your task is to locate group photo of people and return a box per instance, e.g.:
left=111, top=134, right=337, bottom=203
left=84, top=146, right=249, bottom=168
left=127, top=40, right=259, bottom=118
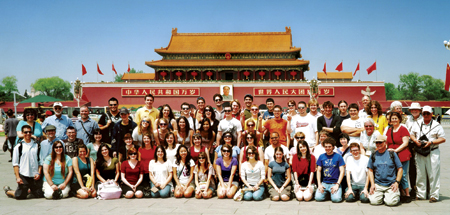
left=3, top=92, right=445, bottom=206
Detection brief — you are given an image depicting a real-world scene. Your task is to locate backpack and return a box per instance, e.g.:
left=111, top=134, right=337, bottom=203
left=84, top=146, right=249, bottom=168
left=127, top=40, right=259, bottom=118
left=17, top=140, right=41, bottom=164
left=370, top=150, right=396, bottom=175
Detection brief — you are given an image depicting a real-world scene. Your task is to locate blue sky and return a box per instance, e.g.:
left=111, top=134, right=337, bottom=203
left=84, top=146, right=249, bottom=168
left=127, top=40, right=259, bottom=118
left=1, top=0, right=449, bottom=94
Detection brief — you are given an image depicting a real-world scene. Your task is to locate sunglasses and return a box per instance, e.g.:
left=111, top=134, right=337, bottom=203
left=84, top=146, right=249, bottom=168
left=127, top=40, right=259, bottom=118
left=423, top=112, right=431, bottom=116
left=298, top=106, right=306, bottom=109
left=23, top=131, right=32, bottom=134
left=205, top=109, right=212, bottom=112
left=54, top=107, right=62, bottom=110
left=129, top=153, right=137, bottom=155
left=182, top=107, right=189, bottom=110
left=295, top=136, right=305, bottom=140
left=55, top=146, right=63, bottom=149
left=288, top=104, right=295, bottom=107
left=246, top=136, right=253, bottom=139
left=222, top=150, right=230, bottom=153
left=251, top=108, right=259, bottom=111
left=198, top=157, right=206, bottom=160
left=160, top=123, right=167, bottom=126
left=142, top=120, right=150, bottom=123
left=271, top=137, right=279, bottom=139
left=247, top=124, right=255, bottom=127
left=224, top=110, right=232, bottom=113
left=109, top=104, right=118, bottom=106
left=215, top=99, right=222, bottom=102
left=224, top=135, right=232, bottom=138
left=247, top=152, right=255, bottom=155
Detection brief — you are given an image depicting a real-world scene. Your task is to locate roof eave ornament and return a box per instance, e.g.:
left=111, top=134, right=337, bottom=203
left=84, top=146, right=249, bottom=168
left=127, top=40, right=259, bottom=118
left=285, top=26, right=291, bottom=34
left=172, top=28, right=178, bottom=36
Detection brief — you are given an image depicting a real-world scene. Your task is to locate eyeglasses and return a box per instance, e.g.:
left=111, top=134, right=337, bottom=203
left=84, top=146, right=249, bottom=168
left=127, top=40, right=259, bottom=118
left=288, top=104, right=295, bottom=107
left=215, top=99, right=222, bottom=102
left=351, top=150, right=360, bottom=153
left=129, top=153, right=137, bottom=155
left=295, top=136, right=305, bottom=140
left=247, top=152, right=255, bottom=155
left=182, top=107, right=190, bottom=110
left=423, top=112, right=431, bottom=116
left=364, top=125, right=373, bottom=128
left=224, top=135, right=232, bottom=138
left=23, top=131, right=32, bottom=134
left=247, top=124, right=255, bottom=127
left=160, top=123, right=167, bottom=126
left=246, top=136, right=253, bottom=139
left=205, top=109, right=212, bottom=112
left=109, top=104, right=118, bottom=106
left=222, top=150, right=230, bottom=153
left=55, top=146, right=63, bottom=149
left=271, top=137, right=279, bottom=139
left=251, top=108, right=258, bottom=111
left=142, top=120, right=150, bottom=123
left=54, top=107, right=62, bottom=110
left=198, top=157, right=206, bottom=160
left=224, top=110, right=232, bottom=113
left=298, top=106, right=306, bottom=109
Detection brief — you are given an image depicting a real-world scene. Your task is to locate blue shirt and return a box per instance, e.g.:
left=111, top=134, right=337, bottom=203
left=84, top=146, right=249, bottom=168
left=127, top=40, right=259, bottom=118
left=269, top=160, right=290, bottom=187
left=262, top=110, right=283, bottom=120
left=39, top=138, right=60, bottom=166
left=367, top=150, right=402, bottom=186
left=44, top=154, right=72, bottom=185
left=42, top=115, right=74, bottom=141
left=15, top=121, right=43, bottom=145
left=74, top=118, right=99, bottom=146
left=316, top=152, right=345, bottom=183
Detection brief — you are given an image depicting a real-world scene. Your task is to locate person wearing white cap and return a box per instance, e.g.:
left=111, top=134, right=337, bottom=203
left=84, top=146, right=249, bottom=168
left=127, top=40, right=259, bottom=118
left=410, top=106, right=445, bottom=203
left=41, top=102, right=74, bottom=141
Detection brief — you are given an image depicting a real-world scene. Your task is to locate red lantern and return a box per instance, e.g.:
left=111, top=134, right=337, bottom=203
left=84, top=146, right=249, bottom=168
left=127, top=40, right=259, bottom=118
left=206, top=71, right=213, bottom=80
left=191, top=71, right=198, bottom=80
left=175, top=71, right=182, bottom=80
left=274, top=71, right=281, bottom=80
left=290, top=71, right=297, bottom=79
left=243, top=71, right=250, bottom=79
left=258, top=71, right=266, bottom=80
left=160, top=71, right=167, bottom=80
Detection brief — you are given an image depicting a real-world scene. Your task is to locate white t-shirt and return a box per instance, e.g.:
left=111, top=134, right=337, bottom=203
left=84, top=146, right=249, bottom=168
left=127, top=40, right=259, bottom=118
left=307, top=112, right=322, bottom=120
left=346, top=155, right=369, bottom=186
left=290, top=114, right=317, bottom=147
left=358, top=109, right=368, bottom=119
left=218, top=118, right=242, bottom=139
left=360, top=130, right=380, bottom=157
left=264, top=145, right=290, bottom=163
left=341, top=118, right=364, bottom=144
left=166, top=144, right=180, bottom=165
left=240, top=161, right=265, bottom=186
left=313, top=144, right=337, bottom=159
left=149, top=160, right=173, bottom=186
left=172, top=159, right=196, bottom=184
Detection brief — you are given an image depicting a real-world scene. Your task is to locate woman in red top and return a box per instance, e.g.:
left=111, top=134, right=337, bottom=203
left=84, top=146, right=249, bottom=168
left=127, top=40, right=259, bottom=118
left=138, top=133, right=156, bottom=190
left=190, top=133, right=209, bottom=164
left=290, top=140, right=316, bottom=201
left=386, top=111, right=411, bottom=203
left=121, top=147, right=144, bottom=198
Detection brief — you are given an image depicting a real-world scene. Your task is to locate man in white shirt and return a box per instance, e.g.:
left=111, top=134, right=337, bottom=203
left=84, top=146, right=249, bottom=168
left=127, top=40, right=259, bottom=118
left=213, top=94, right=224, bottom=120
left=4, top=125, right=43, bottom=199
left=341, top=103, right=364, bottom=144
left=180, top=102, right=197, bottom=130
left=410, top=106, right=445, bottom=203
left=345, top=143, right=370, bottom=203
left=307, top=99, right=322, bottom=119
left=217, top=105, right=242, bottom=145
left=358, top=95, right=370, bottom=118
left=289, top=101, right=317, bottom=148
left=264, top=132, right=290, bottom=174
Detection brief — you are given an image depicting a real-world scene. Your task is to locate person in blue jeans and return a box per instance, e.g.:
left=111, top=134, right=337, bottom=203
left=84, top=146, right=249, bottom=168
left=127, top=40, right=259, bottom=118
left=315, top=137, right=345, bottom=203
left=344, top=143, right=370, bottom=203
left=149, top=146, right=173, bottom=198
left=240, top=145, right=265, bottom=201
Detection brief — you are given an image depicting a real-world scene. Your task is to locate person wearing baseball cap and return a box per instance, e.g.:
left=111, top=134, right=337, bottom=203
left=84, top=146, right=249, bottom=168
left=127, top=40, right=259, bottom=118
left=367, top=135, right=403, bottom=206
left=410, top=106, right=445, bottom=203
left=41, top=102, right=73, bottom=141
left=39, top=125, right=58, bottom=166
left=111, top=107, right=137, bottom=157
left=405, top=102, right=422, bottom=200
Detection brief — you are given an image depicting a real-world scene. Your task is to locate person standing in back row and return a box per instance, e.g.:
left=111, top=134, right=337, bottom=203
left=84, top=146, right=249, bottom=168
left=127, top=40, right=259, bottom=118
left=98, top=97, right=121, bottom=144
left=134, top=94, right=159, bottom=129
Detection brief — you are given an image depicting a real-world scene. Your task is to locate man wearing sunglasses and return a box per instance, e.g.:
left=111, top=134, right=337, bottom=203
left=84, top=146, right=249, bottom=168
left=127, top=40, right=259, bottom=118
left=180, top=102, right=196, bottom=129
left=410, top=106, right=445, bottom=203
left=98, top=97, right=121, bottom=144
left=4, top=125, right=44, bottom=199
left=289, top=101, right=317, bottom=148
left=42, top=102, right=73, bottom=141
left=217, top=105, right=242, bottom=145
left=213, top=94, right=224, bottom=120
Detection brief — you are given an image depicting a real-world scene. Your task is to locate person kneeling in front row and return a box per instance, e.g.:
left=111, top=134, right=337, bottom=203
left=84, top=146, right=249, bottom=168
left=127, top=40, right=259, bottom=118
left=344, top=143, right=369, bottom=203
left=368, top=135, right=402, bottom=206
left=315, top=137, right=345, bottom=203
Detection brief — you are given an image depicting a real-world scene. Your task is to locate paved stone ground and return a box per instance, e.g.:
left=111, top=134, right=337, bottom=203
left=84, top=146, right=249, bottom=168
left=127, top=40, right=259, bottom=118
left=0, top=131, right=449, bottom=215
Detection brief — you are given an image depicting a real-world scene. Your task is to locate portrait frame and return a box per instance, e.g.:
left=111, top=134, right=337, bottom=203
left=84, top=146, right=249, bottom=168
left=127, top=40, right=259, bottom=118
left=220, top=84, right=234, bottom=101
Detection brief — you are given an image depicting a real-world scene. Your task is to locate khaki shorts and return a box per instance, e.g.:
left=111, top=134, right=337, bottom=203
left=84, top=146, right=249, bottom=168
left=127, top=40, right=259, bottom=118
left=269, top=185, right=292, bottom=198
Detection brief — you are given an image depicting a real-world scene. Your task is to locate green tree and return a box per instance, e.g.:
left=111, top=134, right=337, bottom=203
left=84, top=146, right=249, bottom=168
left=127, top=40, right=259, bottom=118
left=31, top=77, right=74, bottom=100
left=0, top=76, right=19, bottom=101
left=398, top=72, right=424, bottom=100
left=384, top=82, right=401, bottom=100
left=114, top=68, right=144, bottom=82
left=422, top=75, right=450, bottom=101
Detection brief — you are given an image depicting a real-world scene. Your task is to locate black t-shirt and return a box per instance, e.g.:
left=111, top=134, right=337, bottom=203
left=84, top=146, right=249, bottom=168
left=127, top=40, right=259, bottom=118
left=98, top=112, right=121, bottom=144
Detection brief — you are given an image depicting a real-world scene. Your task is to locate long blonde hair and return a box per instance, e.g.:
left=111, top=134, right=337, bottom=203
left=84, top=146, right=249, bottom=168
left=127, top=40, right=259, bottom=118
left=138, top=116, right=153, bottom=135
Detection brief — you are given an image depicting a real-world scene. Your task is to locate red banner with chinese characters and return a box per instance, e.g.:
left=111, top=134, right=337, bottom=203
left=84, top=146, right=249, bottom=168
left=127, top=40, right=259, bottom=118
left=121, top=88, right=200, bottom=97
left=253, top=88, right=334, bottom=96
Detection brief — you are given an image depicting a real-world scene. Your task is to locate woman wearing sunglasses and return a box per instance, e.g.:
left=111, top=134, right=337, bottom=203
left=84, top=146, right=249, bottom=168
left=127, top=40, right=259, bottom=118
left=194, top=151, right=215, bottom=199
left=121, top=147, right=144, bottom=198
left=132, top=116, right=155, bottom=147
left=154, top=118, right=172, bottom=146
left=16, top=108, right=43, bottom=145
left=240, top=145, right=265, bottom=201
left=239, top=132, right=264, bottom=164
left=216, top=144, right=238, bottom=199
left=214, top=132, right=240, bottom=166
left=43, top=141, right=73, bottom=199
left=156, top=104, right=177, bottom=132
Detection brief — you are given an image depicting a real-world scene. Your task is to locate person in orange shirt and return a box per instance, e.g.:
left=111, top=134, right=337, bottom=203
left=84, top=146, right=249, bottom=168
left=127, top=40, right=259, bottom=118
left=259, top=105, right=290, bottom=148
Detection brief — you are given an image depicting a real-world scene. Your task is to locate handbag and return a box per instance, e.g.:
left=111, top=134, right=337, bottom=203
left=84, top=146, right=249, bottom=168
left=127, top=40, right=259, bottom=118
left=97, top=181, right=122, bottom=200
left=414, top=121, right=439, bottom=157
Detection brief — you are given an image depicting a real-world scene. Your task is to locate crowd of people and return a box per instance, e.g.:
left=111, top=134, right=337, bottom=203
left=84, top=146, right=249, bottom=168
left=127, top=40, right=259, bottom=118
left=2, top=93, right=445, bottom=206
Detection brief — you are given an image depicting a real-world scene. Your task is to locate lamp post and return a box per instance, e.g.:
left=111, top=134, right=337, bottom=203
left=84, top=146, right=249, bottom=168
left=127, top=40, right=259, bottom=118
left=445, top=40, right=450, bottom=50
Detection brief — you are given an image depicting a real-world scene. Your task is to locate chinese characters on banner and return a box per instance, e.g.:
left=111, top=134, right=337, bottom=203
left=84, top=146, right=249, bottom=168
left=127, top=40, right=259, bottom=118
left=122, top=88, right=200, bottom=97
left=253, top=88, right=334, bottom=96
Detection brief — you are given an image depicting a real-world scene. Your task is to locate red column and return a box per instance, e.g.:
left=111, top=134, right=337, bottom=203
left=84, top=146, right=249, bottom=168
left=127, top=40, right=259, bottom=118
left=284, top=70, right=287, bottom=81
left=170, top=70, right=173, bottom=81
left=216, top=70, right=220, bottom=81
left=155, top=70, right=159, bottom=81
left=253, top=70, right=256, bottom=81
left=201, top=70, right=204, bottom=81
left=269, top=70, right=272, bottom=80
left=237, top=70, right=241, bottom=80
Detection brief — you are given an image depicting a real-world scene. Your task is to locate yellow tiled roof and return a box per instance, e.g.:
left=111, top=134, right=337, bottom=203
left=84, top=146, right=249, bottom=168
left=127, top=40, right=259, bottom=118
left=146, top=59, right=310, bottom=67
left=155, top=27, right=301, bottom=54
left=317, top=72, right=353, bottom=79
left=121, top=73, right=155, bottom=80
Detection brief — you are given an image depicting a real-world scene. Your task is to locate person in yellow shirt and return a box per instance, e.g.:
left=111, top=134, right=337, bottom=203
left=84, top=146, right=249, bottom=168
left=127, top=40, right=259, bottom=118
left=134, top=94, right=159, bottom=127
left=365, top=100, right=388, bottom=134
